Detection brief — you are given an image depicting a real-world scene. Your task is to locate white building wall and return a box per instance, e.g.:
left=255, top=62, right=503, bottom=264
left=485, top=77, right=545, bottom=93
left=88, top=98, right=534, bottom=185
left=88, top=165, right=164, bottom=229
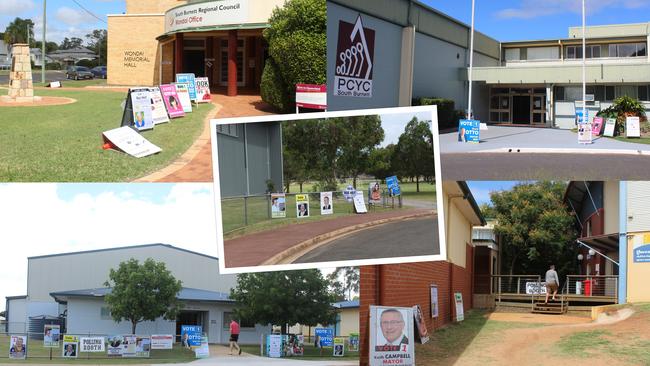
left=6, top=298, right=27, bottom=333
left=626, top=182, right=650, bottom=233
left=27, top=245, right=237, bottom=302
left=604, top=181, right=620, bottom=234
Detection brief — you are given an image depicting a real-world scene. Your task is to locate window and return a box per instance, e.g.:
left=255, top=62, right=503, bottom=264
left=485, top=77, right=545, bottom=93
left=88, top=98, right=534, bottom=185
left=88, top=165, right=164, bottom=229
left=606, top=86, right=615, bottom=101
left=566, top=45, right=601, bottom=59
left=609, top=43, right=647, bottom=57
left=222, top=312, right=255, bottom=329
left=555, top=86, right=565, bottom=101
left=217, top=124, right=238, bottom=137
left=504, top=48, right=520, bottom=61
left=100, top=307, right=112, bottom=320
left=638, top=85, right=649, bottom=101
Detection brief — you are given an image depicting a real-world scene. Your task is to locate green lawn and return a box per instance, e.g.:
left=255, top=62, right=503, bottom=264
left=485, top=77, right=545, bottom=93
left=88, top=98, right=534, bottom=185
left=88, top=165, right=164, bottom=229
left=0, top=88, right=212, bottom=181
left=0, top=336, right=195, bottom=364
left=34, top=79, right=109, bottom=88
left=223, top=193, right=401, bottom=239
left=240, top=344, right=359, bottom=361
left=613, top=136, right=650, bottom=144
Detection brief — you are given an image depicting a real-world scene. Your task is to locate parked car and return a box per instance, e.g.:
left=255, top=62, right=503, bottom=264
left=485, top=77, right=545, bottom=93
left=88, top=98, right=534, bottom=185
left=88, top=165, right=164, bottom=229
left=91, top=66, right=107, bottom=79
left=66, top=66, right=94, bottom=80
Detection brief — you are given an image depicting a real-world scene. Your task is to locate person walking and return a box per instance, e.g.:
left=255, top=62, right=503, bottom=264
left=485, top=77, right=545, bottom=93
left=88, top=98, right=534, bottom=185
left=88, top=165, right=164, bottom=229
left=545, top=264, right=560, bottom=304
left=229, top=319, right=241, bottom=355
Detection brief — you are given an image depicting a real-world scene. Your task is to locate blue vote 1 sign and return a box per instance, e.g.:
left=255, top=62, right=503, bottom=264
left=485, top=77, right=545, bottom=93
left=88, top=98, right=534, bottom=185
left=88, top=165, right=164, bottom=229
left=458, top=120, right=480, bottom=143
left=385, top=175, right=401, bottom=196
left=343, top=185, right=356, bottom=202
left=176, top=73, right=197, bottom=101
left=181, top=325, right=202, bottom=347
left=315, top=328, right=334, bottom=347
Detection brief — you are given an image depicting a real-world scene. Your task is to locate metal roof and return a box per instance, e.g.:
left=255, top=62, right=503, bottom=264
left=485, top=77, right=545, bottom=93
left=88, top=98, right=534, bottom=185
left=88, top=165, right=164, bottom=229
left=50, top=287, right=233, bottom=304
left=332, top=300, right=359, bottom=309
left=29, top=243, right=218, bottom=261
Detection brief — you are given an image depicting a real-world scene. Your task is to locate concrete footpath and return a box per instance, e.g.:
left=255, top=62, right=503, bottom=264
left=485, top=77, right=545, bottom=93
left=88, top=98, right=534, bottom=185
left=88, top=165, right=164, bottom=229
left=440, top=126, right=650, bottom=154
left=224, top=208, right=433, bottom=268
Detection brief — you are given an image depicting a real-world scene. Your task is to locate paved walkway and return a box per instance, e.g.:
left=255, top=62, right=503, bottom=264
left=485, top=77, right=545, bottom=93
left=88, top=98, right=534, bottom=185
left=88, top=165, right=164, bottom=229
left=440, top=126, right=650, bottom=154
left=151, top=92, right=276, bottom=182
left=224, top=208, right=432, bottom=268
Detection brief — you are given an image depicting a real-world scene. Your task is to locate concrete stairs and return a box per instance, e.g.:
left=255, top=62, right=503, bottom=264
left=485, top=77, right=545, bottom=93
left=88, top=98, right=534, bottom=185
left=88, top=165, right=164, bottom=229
left=532, top=299, right=567, bottom=314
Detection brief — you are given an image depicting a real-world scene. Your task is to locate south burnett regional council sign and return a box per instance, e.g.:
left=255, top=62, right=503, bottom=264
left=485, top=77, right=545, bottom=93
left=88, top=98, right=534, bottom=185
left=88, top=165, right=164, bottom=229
left=165, top=0, right=249, bottom=33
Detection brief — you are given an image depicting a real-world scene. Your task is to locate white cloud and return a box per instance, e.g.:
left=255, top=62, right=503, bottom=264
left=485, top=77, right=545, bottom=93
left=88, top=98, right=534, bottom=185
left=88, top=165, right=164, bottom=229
left=55, top=6, right=96, bottom=26
left=496, top=0, right=650, bottom=19
left=0, top=183, right=219, bottom=311
left=0, top=0, right=35, bottom=14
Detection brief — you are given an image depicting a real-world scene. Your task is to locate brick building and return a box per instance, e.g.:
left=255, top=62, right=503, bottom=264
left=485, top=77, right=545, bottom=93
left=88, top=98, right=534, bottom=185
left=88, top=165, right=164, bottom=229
left=358, top=181, right=485, bottom=365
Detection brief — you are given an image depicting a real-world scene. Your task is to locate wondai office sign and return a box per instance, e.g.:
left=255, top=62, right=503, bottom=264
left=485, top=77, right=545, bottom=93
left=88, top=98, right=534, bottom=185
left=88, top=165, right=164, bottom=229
left=165, top=0, right=250, bottom=33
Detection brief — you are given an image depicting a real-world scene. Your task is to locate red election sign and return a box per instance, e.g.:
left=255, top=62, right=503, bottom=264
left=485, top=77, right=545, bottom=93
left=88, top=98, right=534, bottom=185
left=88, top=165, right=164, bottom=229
left=296, top=84, right=327, bottom=110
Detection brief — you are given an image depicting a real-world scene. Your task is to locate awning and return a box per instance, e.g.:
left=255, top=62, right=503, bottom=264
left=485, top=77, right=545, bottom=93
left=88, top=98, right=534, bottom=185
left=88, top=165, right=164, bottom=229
left=156, top=22, right=269, bottom=41
left=578, top=233, right=619, bottom=253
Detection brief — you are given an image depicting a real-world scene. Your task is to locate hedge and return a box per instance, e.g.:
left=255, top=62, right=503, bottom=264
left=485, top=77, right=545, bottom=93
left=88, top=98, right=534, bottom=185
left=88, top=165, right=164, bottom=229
left=261, top=59, right=290, bottom=112
left=413, top=97, right=459, bottom=130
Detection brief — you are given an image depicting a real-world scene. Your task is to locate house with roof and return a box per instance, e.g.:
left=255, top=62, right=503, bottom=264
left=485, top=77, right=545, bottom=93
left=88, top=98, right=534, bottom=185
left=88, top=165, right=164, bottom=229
left=4, top=244, right=269, bottom=344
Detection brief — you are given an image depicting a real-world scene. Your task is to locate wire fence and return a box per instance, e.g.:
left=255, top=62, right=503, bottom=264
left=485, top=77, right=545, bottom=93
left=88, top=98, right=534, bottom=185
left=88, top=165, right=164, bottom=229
left=222, top=190, right=403, bottom=234
left=256, top=334, right=359, bottom=359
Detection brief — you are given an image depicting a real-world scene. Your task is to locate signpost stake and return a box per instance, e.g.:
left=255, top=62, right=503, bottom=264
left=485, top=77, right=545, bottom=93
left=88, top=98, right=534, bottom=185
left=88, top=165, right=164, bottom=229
left=244, top=196, right=248, bottom=226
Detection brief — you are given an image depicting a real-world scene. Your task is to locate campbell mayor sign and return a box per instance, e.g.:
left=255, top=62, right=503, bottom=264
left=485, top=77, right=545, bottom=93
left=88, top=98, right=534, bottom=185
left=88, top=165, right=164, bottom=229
left=165, top=0, right=250, bottom=33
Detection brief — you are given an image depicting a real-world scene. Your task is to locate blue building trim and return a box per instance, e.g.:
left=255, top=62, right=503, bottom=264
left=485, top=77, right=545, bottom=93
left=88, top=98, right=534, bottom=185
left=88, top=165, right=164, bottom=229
left=618, top=181, right=627, bottom=304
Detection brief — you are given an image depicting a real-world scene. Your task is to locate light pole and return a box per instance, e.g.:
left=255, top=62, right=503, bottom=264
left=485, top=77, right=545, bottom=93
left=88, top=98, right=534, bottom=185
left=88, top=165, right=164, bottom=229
left=467, top=0, right=476, bottom=120
left=581, top=0, right=587, bottom=141
left=42, top=0, right=46, bottom=84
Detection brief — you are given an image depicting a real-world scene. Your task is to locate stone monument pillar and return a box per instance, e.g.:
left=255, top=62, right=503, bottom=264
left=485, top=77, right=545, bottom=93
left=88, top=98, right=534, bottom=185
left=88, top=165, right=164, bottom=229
left=5, top=43, right=35, bottom=103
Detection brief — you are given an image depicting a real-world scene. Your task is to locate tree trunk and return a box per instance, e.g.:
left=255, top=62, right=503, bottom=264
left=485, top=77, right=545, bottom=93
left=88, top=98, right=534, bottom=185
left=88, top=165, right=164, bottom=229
left=281, top=323, right=288, bottom=335
left=300, top=182, right=303, bottom=192
left=416, top=176, right=420, bottom=192
left=131, top=320, right=137, bottom=335
left=353, top=176, right=357, bottom=189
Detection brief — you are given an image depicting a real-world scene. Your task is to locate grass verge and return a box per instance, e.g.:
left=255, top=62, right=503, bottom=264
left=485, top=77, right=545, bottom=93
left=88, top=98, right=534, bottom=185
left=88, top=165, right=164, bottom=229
left=240, top=344, right=359, bottom=361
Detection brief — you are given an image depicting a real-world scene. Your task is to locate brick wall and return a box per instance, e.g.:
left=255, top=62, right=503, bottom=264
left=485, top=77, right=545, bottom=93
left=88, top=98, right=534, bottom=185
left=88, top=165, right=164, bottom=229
left=359, top=245, right=474, bottom=366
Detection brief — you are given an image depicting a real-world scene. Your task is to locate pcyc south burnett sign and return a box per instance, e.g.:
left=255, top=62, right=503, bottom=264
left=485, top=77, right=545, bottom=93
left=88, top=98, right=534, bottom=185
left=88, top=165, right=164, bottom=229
left=165, top=0, right=249, bottom=33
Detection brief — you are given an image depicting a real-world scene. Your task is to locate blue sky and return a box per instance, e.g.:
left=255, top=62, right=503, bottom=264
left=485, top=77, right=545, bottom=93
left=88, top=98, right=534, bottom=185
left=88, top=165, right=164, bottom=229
left=3, top=1, right=650, bottom=45
left=466, top=181, right=520, bottom=206
left=420, top=0, right=650, bottom=41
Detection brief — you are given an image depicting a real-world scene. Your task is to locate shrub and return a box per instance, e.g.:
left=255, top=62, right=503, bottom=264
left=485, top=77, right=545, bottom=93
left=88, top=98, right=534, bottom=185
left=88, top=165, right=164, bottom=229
left=261, top=59, right=290, bottom=112
left=413, top=97, right=457, bottom=129
left=261, top=0, right=326, bottom=112
left=76, top=59, right=98, bottom=68
left=597, top=95, right=647, bottom=135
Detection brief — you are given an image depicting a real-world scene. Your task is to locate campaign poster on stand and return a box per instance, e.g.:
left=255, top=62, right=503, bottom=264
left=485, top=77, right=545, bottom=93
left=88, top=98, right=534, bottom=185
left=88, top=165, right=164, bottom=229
left=458, top=119, right=480, bottom=143
left=333, top=337, right=345, bottom=357
left=455, top=292, right=465, bottom=322
left=62, top=341, right=79, bottom=358
left=348, top=333, right=359, bottom=352
left=430, top=285, right=439, bottom=318
left=181, top=325, right=202, bottom=348
left=176, top=73, right=197, bottom=101
left=296, top=194, right=310, bottom=218
left=267, top=334, right=282, bottom=358
left=627, top=116, right=641, bottom=138
left=368, top=182, right=381, bottom=204
left=285, top=334, right=304, bottom=356
left=102, top=126, right=162, bottom=158
left=80, top=337, right=105, bottom=353
left=9, top=335, right=27, bottom=359
left=149, top=87, right=171, bottom=124
left=44, top=324, right=60, bottom=348
left=151, top=335, right=174, bottom=350
left=195, top=77, right=211, bottom=103
left=369, top=306, right=414, bottom=366
left=135, top=336, right=151, bottom=357
left=413, top=305, right=430, bottom=344
left=320, top=192, right=333, bottom=215
left=604, top=118, right=616, bottom=137
left=271, top=193, right=286, bottom=218
left=343, top=185, right=356, bottom=202
left=592, top=117, right=604, bottom=136
left=160, top=84, right=185, bottom=118
left=130, top=88, right=154, bottom=131
left=194, top=336, right=209, bottom=358
left=578, top=122, right=593, bottom=144
left=353, top=191, right=368, bottom=213
left=174, top=83, right=193, bottom=113
left=106, top=335, right=141, bottom=357
left=386, top=176, right=401, bottom=197
left=315, top=328, right=334, bottom=347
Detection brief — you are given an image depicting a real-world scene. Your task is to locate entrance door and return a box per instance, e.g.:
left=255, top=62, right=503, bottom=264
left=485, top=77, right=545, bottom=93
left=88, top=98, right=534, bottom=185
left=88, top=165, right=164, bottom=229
left=176, top=311, right=202, bottom=341
left=512, top=96, right=531, bottom=124
left=183, top=50, right=206, bottom=77
left=220, top=39, right=245, bottom=87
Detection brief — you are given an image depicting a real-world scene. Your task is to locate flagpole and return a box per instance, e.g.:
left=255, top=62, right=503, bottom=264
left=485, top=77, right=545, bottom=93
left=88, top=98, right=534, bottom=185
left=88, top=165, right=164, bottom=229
left=42, top=0, right=46, bottom=84
left=582, top=0, right=586, bottom=131
left=467, top=0, right=476, bottom=120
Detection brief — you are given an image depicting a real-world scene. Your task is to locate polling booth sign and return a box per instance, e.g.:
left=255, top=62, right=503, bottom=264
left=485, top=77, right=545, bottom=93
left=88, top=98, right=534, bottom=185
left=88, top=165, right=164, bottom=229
left=102, top=126, right=162, bottom=158
left=80, top=337, right=105, bottom=353
left=151, top=335, right=174, bottom=350
left=369, top=306, right=414, bottom=366
left=458, top=120, right=480, bottom=143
